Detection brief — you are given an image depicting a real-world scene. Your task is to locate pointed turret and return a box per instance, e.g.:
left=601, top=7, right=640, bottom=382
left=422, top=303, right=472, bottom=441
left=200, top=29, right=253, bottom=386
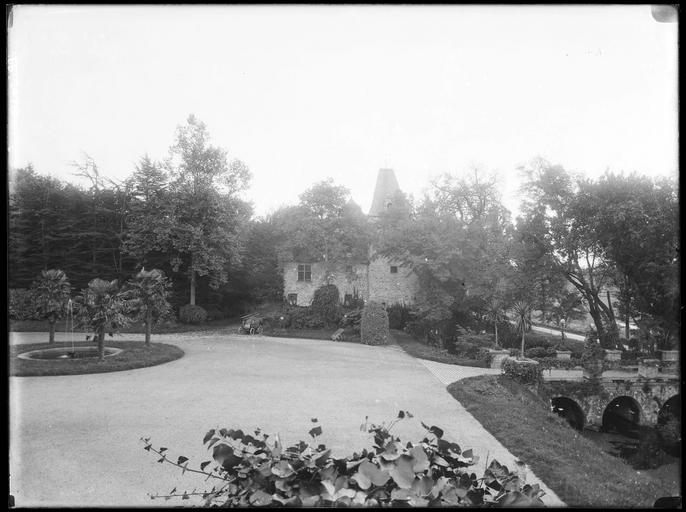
left=368, top=168, right=401, bottom=217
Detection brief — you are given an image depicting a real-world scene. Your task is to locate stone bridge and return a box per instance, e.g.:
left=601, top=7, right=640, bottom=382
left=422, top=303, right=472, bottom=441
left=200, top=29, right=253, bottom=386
left=542, top=373, right=680, bottom=433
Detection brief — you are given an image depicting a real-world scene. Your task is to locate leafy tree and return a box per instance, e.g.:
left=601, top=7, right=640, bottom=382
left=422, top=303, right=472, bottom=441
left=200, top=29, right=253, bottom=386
left=30, top=269, right=72, bottom=343
left=573, top=172, right=679, bottom=349
left=518, top=158, right=621, bottom=348
left=274, top=179, right=370, bottom=267
left=126, top=115, right=252, bottom=305
left=512, top=300, right=533, bottom=359
left=75, top=278, right=130, bottom=360
left=375, top=168, right=515, bottom=346
left=123, top=268, right=173, bottom=344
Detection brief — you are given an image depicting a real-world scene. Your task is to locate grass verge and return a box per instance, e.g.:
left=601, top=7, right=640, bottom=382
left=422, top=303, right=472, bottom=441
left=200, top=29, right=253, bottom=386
left=447, top=375, right=680, bottom=507
left=265, top=328, right=341, bottom=341
left=10, top=340, right=184, bottom=377
left=390, top=330, right=489, bottom=367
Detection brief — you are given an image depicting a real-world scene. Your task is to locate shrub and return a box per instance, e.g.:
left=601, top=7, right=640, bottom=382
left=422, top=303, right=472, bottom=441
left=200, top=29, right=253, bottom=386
left=285, top=306, right=325, bottom=329
left=311, top=284, right=343, bottom=327
left=339, top=308, right=362, bottom=335
left=179, top=304, right=208, bottom=324
left=386, top=303, right=413, bottom=330
left=525, top=347, right=550, bottom=359
left=9, top=288, right=36, bottom=320
left=142, top=414, right=546, bottom=507
left=502, top=358, right=542, bottom=385
left=449, top=341, right=482, bottom=359
left=361, top=301, right=389, bottom=346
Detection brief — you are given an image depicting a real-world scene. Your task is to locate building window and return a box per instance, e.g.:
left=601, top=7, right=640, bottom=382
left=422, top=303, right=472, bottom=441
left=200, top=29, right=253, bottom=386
left=345, top=265, right=353, bottom=274
left=287, top=293, right=298, bottom=306
left=390, top=266, right=398, bottom=274
left=297, top=264, right=311, bottom=282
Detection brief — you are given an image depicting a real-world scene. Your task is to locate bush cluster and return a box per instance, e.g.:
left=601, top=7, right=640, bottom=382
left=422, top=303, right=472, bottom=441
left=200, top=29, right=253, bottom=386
left=9, top=288, right=37, bottom=320
left=361, top=301, right=390, bottom=346
left=311, top=285, right=343, bottom=327
left=179, top=304, right=208, bottom=324
left=281, top=306, right=325, bottom=329
left=386, top=303, right=413, bottom=330
left=142, top=414, right=546, bottom=507
left=502, top=358, right=543, bottom=385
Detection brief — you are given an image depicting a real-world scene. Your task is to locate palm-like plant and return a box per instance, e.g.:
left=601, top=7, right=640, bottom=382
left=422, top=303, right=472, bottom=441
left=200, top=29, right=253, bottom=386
left=512, top=301, right=533, bottom=359
left=75, top=278, right=130, bottom=360
left=485, top=298, right=507, bottom=348
left=31, top=269, right=72, bottom=344
left=122, top=268, right=173, bottom=344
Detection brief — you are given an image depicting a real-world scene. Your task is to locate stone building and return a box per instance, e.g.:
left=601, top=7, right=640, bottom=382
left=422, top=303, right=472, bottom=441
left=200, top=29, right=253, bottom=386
left=282, top=168, right=420, bottom=307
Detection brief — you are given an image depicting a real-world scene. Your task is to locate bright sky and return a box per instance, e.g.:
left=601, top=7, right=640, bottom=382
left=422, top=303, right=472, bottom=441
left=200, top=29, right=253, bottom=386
left=8, top=5, right=678, bottom=218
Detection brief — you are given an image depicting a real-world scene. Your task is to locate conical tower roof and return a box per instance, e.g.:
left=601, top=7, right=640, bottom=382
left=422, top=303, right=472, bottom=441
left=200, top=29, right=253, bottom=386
left=368, top=168, right=400, bottom=216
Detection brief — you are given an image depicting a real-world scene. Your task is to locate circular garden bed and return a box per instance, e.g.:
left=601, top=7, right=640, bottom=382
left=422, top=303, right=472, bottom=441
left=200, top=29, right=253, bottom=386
left=10, top=340, right=184, bottom=377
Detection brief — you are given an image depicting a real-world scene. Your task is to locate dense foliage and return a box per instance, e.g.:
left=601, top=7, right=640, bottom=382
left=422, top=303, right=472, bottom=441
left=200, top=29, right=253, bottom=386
left=361, top=301, right=390, bottom=346
left=311, top=284, right=343, bottom=327
left=142, top=414, right=545, bottom=507
left=74, top=278, right=130, bottom=360
left=30, top=269, right=72, bottom=343
left=502, top=358, right=542, bottom=385
left=178, top=304, right=208, bottom=325
left=122, top=268, right=173, bottom=343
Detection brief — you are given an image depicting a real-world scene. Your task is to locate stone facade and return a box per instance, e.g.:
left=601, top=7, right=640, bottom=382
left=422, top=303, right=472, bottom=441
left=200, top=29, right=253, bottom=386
left=282, top=257, right=419, bottom=307
left=282, top=168, right=421, bottom=307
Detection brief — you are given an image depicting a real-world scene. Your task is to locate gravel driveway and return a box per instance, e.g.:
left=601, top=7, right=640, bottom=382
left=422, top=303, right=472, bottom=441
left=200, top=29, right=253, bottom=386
left=9, top=331, right=563, bottom=507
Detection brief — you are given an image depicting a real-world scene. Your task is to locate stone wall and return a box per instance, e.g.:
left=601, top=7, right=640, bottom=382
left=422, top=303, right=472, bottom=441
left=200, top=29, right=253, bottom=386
left=366, top=255, right=419, bottom=306
left=282, top=261, right=367, bottom=306
left=282, top=256, right=420, bottom=307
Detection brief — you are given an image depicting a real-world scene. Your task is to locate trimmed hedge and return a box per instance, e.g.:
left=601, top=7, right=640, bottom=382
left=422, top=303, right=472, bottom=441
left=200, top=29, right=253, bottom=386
left=311, top=284, right=342, bottom=327
left=178, top=304, right=208, bottom=324
left=502, top=358, right=542, bottom=385
left=360, top=301, right=389, bottom=346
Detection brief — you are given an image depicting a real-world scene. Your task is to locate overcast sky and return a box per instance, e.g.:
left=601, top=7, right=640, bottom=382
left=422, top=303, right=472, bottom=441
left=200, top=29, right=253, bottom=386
left=8, top=5, right=678, bottom=218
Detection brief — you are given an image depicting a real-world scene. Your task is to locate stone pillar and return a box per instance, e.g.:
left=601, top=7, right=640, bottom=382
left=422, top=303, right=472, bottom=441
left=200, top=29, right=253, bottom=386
left=660, top=350, right=679, bottom=373
left=604, top=349, right=622, bottom=370
left=488, top=349, right=511, bottom=369
left=638, top=359, right=660, bottom=379
left=555, top=350, right=571, bottom=361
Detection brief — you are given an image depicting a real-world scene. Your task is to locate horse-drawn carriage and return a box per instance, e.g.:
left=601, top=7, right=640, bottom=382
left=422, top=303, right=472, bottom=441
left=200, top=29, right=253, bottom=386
left=238, top=313, right=264, bottom=334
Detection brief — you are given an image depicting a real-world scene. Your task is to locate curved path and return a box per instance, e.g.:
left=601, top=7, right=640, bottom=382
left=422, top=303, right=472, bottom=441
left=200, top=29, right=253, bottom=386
left=9, top=331, right=563, bottom=507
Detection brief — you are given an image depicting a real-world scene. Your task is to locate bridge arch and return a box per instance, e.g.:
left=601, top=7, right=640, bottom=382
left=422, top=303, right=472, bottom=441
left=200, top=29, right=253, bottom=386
left=602, top=396, right=642, bottom=437
left=551, top=397, right=585, bottom=431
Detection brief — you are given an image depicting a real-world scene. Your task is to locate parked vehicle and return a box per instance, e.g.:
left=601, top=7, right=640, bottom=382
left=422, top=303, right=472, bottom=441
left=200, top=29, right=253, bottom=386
left=238, top=313, right=263, bottom=335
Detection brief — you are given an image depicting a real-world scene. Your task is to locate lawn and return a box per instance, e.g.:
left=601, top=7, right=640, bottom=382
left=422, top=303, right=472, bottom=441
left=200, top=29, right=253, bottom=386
left=265, top=327, right=343, bottom=341
left=447, top=375, right=680, bottom=507
left=390, top=329, right=489, bottom=367
left=10, top=340, right=184, bottom=377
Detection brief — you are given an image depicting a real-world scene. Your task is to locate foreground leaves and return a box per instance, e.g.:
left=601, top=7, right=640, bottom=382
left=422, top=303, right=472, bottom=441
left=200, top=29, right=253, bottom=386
left=143, top=412, right=546, bottom=507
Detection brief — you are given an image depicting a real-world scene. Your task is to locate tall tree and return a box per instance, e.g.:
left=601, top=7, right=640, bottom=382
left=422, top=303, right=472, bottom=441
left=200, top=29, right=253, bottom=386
left=573, top=172, right=679, bottom=348
left=518, top=158, right=621, bottom=347
left=125, top=115, right=252, bottom=305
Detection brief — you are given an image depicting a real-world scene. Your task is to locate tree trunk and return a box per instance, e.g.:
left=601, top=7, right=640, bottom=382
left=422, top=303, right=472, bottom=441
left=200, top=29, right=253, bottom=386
left=97, top=328, right=105, bottom=361
left=145, top=311, right=152, bottom=345
left=494, top=322, right=499, bottom=348
left=49, top=318, right=55, bottom=344
left=520, top=330, right=525, bottom=359
left=190, top=255, right=196, bottom=306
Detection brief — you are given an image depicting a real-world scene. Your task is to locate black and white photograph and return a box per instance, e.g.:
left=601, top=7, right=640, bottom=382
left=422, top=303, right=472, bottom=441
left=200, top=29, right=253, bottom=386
left=8, top=4, right=679, bottom=508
